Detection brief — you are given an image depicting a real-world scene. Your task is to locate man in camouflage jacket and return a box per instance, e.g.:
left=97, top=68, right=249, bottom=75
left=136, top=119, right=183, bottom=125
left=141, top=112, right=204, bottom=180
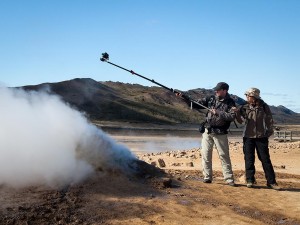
left=181, top=82, right=237, bottom=186
left=236, top=88, right=280, bottom=190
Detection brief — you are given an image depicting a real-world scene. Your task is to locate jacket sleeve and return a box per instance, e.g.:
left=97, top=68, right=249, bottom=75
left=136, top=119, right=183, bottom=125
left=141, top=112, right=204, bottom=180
left=218, top=108, right=236, bottom=122
left=235, top=106, right=244, bottom=124
left=215, top=99, right=235, bottom=122
left=264, top=104, right=274, bottom=137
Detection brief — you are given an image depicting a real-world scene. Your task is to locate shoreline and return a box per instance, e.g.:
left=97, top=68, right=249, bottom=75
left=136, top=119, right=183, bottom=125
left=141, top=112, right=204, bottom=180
left=95, top=122, right=300, bottom=155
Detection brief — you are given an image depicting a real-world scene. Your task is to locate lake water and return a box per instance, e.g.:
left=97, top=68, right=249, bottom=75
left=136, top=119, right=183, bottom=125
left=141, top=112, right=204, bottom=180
left=102, top=127, right=202, bottom=154
left=99, top=124, right=300, bottom=154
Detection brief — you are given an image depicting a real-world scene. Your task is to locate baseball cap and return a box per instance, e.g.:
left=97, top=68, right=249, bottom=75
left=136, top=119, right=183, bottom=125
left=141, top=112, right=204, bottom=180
left=213, top=82, right=229, bottom=91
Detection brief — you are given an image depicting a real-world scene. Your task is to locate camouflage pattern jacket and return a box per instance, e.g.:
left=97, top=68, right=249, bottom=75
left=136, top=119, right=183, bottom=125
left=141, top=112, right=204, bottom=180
left=238, top=99, right=274, bottom=138
left=194, top=94, right=236, bottom=134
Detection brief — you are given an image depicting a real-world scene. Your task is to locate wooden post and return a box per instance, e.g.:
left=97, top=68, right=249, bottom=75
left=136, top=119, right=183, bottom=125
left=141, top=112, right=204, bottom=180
left=274, top=130, right=293, bottom=142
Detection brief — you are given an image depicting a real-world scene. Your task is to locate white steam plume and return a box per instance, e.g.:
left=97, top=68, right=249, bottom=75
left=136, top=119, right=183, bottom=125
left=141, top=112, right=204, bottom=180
left=0, top=87, right=136, bottom=188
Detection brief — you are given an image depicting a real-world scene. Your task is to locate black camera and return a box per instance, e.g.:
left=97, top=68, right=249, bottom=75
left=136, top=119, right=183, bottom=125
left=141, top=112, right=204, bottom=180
left=100, top=52, right=109, bottom=61
left=199, top=121, right=206, bottom=133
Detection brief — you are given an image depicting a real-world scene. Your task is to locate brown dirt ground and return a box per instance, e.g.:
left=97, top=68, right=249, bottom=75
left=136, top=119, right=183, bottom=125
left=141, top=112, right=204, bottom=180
left=1, top=139, right=300, bottom=225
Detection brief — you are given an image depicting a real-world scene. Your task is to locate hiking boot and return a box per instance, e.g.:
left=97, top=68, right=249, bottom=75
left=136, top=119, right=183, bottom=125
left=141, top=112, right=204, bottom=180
left=267, top=183, right=281, bottom=190
left=246, top=182, right=253, bottom=188
left=228, top=182, right=236, bottom=187
left=203, top=179, right=212, bottom=183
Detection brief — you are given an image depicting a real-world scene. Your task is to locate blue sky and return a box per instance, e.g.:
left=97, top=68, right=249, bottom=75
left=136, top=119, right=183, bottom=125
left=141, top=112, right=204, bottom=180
left=1, top=0, right=300, bottom=112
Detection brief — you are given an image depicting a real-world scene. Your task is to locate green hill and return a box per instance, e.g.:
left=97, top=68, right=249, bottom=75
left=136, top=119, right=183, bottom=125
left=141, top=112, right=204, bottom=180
left=21, top=78, right=300, bottom=125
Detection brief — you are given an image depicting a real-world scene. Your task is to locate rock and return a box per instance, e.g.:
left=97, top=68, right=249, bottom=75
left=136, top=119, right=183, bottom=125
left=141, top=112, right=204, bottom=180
left=150, top=161, right=157, bottom=166
left=180, top=152, right=187, bottom=156
left=186, top=162, right=194, bottom=167
left=189, top=154, right=196, bottom=158
left=150, top=193, right=155, bottom=198
left=162, top=178, right=172, bottom=188
left=238, top=174, right=246, bottom=183
left=158, top=158, right=166, bottom=167
left=171, top=163, right=182, bottom=167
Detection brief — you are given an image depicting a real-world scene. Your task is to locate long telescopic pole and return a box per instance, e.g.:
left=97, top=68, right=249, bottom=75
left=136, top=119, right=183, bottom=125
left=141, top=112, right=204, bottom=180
left=100, top=52, right=211, bottom=111
left=104, top=59, right=176, bottom=93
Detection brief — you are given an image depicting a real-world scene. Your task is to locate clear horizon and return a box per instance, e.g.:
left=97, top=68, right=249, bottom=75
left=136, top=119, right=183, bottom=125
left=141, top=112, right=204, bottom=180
left=1, top=0, right=299, bottom=112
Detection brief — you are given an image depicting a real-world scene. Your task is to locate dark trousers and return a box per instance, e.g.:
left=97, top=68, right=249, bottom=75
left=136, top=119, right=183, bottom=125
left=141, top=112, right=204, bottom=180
left=243, top=137, right=276, bottom=185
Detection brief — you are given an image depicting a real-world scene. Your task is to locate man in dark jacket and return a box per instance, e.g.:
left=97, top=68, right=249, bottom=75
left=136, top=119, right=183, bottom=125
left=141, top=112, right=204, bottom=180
left=235, top=88, right=280, bottom=190
left=180, top=82, right=237, bottom=186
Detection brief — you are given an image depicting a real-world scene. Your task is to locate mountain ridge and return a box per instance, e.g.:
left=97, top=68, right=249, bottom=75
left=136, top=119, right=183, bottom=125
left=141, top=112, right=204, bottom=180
left=20, top=78, right=300, bottom=125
